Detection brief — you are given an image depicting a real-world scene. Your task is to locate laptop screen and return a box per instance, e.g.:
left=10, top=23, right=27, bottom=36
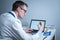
left=30, top=19, right=46, bottom=31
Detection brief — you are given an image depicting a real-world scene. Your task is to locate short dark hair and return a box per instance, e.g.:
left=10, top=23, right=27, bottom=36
left=12, top=1, right=28, bottom=11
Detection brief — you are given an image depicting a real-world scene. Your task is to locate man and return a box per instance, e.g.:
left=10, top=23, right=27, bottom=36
left=0, top=1, right=44, bottom=40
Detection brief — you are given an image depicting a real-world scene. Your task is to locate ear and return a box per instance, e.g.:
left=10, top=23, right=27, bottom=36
left=16, top=7, right=21, bottom=12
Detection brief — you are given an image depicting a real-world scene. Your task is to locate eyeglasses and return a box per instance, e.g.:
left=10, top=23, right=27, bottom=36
left=20, top=7, right=27, bottom=13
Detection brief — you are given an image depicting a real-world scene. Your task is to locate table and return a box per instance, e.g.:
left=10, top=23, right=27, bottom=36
left=23, top=27, right=56, bottom=40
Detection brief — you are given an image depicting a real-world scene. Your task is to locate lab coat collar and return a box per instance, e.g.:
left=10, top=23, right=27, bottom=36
left=10, top=11, right=17, bottom=18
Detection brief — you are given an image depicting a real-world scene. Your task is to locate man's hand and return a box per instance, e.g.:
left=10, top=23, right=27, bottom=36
left=38, top=22, right=44, bottom=32
left=24, top=28, right=33, bottom=33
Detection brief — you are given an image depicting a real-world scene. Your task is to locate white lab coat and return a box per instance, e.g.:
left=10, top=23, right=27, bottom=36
left=0, top=11, right=44, bottom=40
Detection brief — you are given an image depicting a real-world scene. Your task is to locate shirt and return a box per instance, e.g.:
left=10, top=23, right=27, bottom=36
left=0, top=11, right=44, bottom=40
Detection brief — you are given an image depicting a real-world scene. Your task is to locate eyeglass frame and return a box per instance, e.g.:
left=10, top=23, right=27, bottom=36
left=20, top=7, right=27, bottom=13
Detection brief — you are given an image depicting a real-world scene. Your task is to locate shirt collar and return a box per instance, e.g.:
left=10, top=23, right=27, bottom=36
left=10, top=11, right=17, bottom=18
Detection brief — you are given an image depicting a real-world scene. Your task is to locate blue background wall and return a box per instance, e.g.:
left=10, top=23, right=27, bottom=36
left=0, top=0, right=60, bottom=40
left=0, top=0, right=16, bottom=13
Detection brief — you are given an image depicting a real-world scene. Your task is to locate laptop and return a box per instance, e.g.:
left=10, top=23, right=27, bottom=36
left=29, top=19, right=46, bottom=34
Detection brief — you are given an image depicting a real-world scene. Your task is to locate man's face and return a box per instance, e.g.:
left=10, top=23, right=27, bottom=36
left=17, top=5, right=27, bottom=18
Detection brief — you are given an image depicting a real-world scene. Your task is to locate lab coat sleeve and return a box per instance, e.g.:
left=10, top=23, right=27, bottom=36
left=32, top=31, right=44, bottom=40
left=12, top=21, right=44, bottom=40
left=0, top=37, right=13, bottom=40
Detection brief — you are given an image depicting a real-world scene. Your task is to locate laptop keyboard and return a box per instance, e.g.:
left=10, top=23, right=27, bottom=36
left=28, top=29, right=38, bottom=35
